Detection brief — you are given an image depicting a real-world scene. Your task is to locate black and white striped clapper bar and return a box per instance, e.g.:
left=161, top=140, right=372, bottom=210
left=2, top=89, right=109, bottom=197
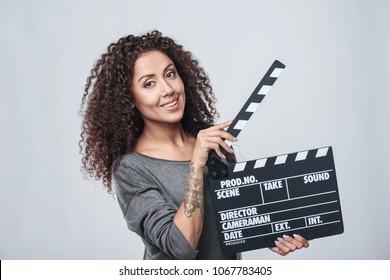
left=207, top=60, right=344, bottom=254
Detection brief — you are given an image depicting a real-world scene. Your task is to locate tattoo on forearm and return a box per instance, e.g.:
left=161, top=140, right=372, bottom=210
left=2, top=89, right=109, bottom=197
left=183, top=162, right=204, bottom=218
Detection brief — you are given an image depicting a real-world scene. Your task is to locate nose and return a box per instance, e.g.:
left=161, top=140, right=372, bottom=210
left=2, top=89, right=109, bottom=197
left=161, top=80, right=174, bottom=97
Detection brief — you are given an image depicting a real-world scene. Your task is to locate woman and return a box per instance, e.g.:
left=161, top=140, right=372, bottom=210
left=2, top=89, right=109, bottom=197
left=80, top=30, right=309, bottom=259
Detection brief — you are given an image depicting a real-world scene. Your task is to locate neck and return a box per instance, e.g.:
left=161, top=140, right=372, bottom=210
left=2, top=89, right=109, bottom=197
left=142, top=121, right=187, bottom=146
left=134, top=121, right=195, bottom=160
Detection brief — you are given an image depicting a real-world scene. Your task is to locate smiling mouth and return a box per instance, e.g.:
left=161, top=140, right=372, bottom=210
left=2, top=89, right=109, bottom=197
left=161, top=99, right=178, bottom=108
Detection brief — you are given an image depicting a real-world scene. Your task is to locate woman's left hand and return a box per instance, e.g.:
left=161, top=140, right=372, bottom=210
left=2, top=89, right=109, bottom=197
left=269, top=234, right=309, bottom=256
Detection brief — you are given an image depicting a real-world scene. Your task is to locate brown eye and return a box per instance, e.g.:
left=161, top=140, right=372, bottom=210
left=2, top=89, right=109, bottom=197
left=144, top=81, right=154, bottom=88
left=166, top=70, right=176, bottom=78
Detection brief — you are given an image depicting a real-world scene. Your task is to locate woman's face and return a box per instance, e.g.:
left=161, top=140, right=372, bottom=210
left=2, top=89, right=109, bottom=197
left=131, top=50, right=186, bottom=127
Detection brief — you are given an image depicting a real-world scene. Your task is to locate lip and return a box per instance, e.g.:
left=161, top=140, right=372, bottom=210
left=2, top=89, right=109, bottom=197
left=160, top=98, right=178, bottom=107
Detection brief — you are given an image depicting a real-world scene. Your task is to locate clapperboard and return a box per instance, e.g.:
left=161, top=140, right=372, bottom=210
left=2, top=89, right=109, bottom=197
left=207, top=60, right=344, bottom=254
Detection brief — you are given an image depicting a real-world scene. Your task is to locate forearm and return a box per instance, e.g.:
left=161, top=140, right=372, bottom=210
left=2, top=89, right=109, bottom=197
left=173, top=161, right=204, bottom=250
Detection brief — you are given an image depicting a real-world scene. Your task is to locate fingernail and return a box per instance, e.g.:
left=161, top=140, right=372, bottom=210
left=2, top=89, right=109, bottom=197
left=277, top=237, right=283, bottom=242
left=274, top=240, right=279, bottom=245
left=283, top=234, right=288, bottom=239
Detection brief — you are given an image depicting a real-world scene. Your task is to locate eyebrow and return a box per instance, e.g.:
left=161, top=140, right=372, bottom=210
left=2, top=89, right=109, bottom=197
left=137, top=63, right=175, bottom=83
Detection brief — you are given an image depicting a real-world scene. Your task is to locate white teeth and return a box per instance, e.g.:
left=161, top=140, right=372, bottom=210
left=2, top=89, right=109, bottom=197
left=163, top=100, right=177, bottom=108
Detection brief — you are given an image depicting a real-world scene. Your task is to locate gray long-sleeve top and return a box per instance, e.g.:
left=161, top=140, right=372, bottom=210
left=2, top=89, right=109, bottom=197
left=113, top=151, right=239, bottom=260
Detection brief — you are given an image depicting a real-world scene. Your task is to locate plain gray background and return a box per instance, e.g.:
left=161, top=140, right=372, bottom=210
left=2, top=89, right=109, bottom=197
left=1, top=0, right=389, bottom=260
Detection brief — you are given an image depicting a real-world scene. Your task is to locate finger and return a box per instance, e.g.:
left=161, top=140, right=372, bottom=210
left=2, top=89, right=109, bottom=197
left=220, top=142, right=234, bottom=155
left=205, top=136, right=233, bottom=153
left=270, top=244, right=288, bottom=256
left=202, top=130, right=237, bottom=143
left=219, top=131, right=238, bottom=142
left=207, top=142, right=226, bottom=159
left=214, top=137, right=234, bottom=154
left=212, top=119, right=234, bottom=130
left=277, top=237, right=297, bottom=252
left=293, top=234, right=310, bottom=248
left=282, top=234, right=303, bottom=249
left=274, top=239, right=291, bottom=255
left=269, top=246, right=284, bottom=255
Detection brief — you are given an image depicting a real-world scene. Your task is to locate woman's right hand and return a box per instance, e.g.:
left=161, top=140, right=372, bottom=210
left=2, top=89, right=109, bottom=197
left=191, top=120, right=238, bottom=168
left=174, top=120, right=237, bottom=249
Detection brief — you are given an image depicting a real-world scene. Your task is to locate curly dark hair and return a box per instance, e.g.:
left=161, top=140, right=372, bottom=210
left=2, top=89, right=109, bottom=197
left=79, top=30, right=219, bottom=192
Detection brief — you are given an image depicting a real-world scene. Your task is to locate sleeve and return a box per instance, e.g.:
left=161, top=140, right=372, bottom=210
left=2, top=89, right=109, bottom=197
left=113, top=160, right=198, bottom=260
